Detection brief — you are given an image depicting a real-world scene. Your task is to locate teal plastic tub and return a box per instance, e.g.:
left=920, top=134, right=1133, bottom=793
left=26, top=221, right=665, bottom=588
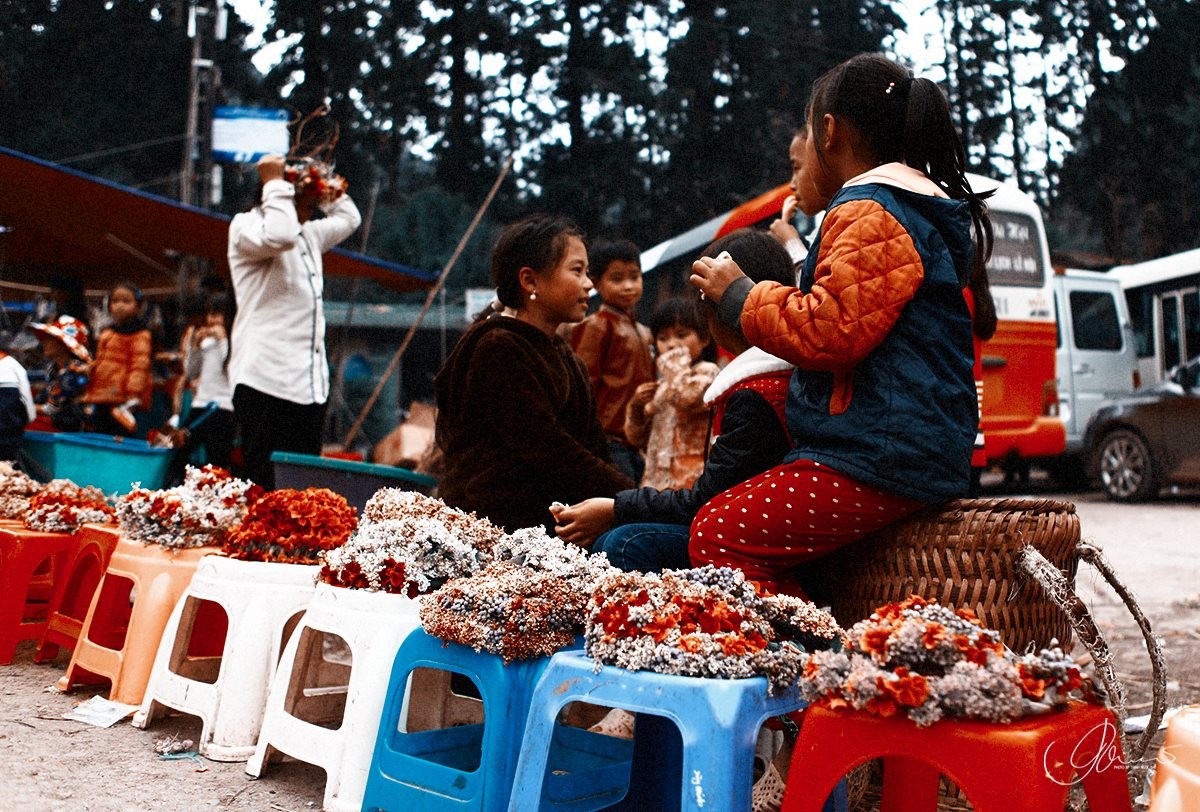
left=20, top=431, right=173, bottom=494
left=271, top=451, right=437, bottom=513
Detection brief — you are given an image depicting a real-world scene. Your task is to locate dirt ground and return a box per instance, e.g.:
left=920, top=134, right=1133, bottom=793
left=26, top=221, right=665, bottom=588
left=1, top=482, right=1197, bottom=811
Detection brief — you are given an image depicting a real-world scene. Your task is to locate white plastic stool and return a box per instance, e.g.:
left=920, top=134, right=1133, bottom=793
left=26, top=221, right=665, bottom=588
left=245, top=582, right=422, bottom=812
left=132, top=556, right=318, bottom=761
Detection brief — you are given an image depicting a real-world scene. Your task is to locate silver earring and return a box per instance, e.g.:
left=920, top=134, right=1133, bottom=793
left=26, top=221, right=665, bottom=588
left=529, top=292, right=537, bottom=300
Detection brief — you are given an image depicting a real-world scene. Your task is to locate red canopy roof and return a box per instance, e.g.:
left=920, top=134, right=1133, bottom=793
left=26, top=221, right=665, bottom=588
left=0, top=146, right=435, bottom=295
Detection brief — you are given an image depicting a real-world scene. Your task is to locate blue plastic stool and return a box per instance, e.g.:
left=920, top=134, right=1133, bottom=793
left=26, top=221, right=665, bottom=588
left=362, top=629, right=632, bottom=812
left=509, top=649, right=835, bottom=812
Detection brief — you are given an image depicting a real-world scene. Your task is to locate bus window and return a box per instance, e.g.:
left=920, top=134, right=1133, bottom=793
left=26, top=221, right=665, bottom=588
left=1108, top=247, right=1200, bottom=384
left=987, top=212, right=1045, bottom=289
left=1162, top=295, right=1181, bottom=371
left=1185, top=289, right=1200, bottom=361
left=1127, top=290, right=1155, bottom=358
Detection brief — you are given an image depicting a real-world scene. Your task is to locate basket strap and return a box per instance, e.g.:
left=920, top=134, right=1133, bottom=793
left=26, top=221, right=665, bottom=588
left=1016, top=547, right=1126, bottom=748
left=1016, top=543, right=1166, bottom=762
left=1075, top=541, right=1168, bottom=761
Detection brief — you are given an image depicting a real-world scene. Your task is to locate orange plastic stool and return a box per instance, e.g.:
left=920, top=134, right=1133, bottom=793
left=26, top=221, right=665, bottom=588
left=34, top=523, right=122, bottom=663
left=1150, top=704, right=1200, bottom=811
left=0, top=523, right=77, bottom=663
left=57, top=535, right=221, bottom=705
left=781, top=702, right=1132, bottom=812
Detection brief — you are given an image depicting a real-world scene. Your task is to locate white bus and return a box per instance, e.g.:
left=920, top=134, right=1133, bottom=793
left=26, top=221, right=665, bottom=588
left=1108, top=247, right=1200, bottom=386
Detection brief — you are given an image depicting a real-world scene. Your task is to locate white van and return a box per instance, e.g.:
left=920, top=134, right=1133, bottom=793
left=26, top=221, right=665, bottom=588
left=1046, top=268, right=1141, bottom=483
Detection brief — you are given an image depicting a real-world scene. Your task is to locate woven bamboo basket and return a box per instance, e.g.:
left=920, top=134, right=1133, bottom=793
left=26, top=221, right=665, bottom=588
left=808, top=497, right=1080, bottom=652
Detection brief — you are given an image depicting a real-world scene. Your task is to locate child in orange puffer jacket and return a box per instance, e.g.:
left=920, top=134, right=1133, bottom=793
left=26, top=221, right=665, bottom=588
left=83, top=281, right=153, bottom=436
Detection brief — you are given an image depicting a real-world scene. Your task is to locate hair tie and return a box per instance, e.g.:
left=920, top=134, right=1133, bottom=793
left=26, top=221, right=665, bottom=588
left=885, top=81, right=896, bottom=95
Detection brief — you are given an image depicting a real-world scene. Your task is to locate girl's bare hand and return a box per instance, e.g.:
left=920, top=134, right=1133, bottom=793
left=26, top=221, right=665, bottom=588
left=553, top=498, right=615, bottom=548
left=781, top=195, right=799, bottom=222
left=770, top=218, right=801, bottom=246
left=689, top=251, right=746, bottom=305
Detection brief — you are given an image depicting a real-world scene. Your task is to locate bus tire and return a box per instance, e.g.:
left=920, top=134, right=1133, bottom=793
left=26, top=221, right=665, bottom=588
left=1095, top=428, right=1157, bottom=502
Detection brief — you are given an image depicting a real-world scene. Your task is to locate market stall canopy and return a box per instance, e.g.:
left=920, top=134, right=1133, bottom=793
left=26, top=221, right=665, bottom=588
left=0, top=146, right=436, bottom=295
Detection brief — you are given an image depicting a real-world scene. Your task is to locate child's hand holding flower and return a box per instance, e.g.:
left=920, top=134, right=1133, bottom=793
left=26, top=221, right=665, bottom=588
left=689, top=250, right=747, bottom=306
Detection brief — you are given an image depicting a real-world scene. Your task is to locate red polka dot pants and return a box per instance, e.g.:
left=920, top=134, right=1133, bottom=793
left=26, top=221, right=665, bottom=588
left=689, top=459, right=923, bottom=594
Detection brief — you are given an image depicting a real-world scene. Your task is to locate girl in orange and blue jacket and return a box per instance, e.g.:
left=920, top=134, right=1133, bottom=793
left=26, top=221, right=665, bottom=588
left=689, top=53, right=996, bottom=597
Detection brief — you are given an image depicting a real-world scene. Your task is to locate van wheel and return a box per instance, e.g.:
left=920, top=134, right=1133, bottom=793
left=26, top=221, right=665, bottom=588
left=1095, top=429, right=1157, bottom=502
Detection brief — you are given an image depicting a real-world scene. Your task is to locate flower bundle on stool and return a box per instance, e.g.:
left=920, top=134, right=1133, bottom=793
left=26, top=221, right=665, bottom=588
left=115, top=465, right=261, bottom=549
left=0, top=461, right=43, bottom=519
left=419, top=526, right=619, bottom=663
left=799, top=594, right=1100, bottom=726
left=317, top=489, right=503, bottom=594
left=222, top=487, right=356, bottom=563
left=24, top=480, right=115, bottom=532
left=586, top=565, right=845, bottom=692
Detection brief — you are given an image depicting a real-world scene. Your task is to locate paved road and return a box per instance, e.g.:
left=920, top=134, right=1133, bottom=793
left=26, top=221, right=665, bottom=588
left=977, top=475, right=1200, bottom=754
left=979, top=476, right=1200, bottom=631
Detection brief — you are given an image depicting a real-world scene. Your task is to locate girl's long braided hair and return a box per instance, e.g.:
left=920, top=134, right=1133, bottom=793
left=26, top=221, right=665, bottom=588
left=806, top=53, right=997, bottom=340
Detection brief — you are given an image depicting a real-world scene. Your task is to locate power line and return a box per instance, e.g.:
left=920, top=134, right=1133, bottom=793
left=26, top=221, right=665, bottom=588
left=55, top=134, right=189, bottom=166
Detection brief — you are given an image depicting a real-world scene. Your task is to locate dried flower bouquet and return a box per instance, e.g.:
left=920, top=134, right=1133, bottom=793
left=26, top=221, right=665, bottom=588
left=115, top=465, right=261, bottom=549
left=0, top=460, right=43, bottom=519
left=419, top=526, right=620, bottom=662
left=318, top=489, right=504, bottom=594
left=800, top=595, right=1097, bottom=726
left=586, top=565, right=845, bottom=692
left=223, top=487, right=356, bottom=564
left=25, top=479, right=115, bottom=532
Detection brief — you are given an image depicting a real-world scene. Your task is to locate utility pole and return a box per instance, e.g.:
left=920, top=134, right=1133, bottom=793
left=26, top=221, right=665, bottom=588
left=181, top=4, right=201, bottom=206
left=179, top=0, right=227, bottom=299
left=180, top=0, right=226, bottom=208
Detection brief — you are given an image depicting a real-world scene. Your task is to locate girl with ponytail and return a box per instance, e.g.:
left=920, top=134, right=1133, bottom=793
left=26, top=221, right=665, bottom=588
left=689, top=53, right=992, bottom=597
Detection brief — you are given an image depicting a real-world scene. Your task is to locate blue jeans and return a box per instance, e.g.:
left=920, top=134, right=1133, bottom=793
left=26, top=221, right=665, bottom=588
left=592, top=522, right=692, bottom=573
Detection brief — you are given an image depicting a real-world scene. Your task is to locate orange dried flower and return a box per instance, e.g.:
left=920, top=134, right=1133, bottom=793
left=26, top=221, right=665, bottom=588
left=921, top=623, right=946, bottom=650
left=1018, top=663, right=1048, bottom=699
left=860, top=626, right=892, bottom=655
left=880, top=667, right=930, bottom=707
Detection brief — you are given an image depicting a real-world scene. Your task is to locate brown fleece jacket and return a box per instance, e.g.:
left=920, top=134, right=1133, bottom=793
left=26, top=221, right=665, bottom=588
left=434, top=316, right=633, bottom=532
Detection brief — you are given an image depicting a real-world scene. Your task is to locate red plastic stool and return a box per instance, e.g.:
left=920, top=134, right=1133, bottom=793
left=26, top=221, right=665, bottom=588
left=0, top=523, right=78, bottom=663
left=34, top=523, right=121, bottom=663
left=1, top=519, right=59, bottom=605
left=781, top=702, right=1132, bottom=812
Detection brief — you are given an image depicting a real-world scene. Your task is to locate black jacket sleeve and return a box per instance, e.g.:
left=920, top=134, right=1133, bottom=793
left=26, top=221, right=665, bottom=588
left=612, top=388, right=790, bottom=525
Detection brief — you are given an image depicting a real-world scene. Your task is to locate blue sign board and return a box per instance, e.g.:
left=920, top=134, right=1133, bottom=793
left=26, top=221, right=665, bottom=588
left=212, top=106, right=290, bottom=163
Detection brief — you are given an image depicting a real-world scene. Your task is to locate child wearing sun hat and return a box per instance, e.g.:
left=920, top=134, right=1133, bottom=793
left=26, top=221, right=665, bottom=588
left=28, top=314, right=91, bottom=432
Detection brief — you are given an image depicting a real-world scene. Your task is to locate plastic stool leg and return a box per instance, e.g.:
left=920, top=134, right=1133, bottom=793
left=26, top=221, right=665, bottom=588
left=615, top=714, right=681, bottom=810
left=0, top=556, right=40, bottom=662
left=781, top=740, right=862, bottom=812
left=880, top=756, right=941, bottom=812
left=676, top=712, right=758, bottom=811
left=1081, top=762, right=1134, bottom=812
